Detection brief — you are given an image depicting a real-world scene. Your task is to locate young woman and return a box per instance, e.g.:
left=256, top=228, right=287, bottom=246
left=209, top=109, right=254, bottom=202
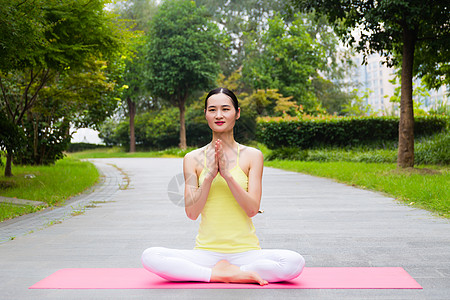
left=142, top=88, right=305, bottom=285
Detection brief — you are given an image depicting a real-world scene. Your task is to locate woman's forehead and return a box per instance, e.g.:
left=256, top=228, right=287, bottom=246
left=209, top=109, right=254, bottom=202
left=206, top=93, right=233, bottom=106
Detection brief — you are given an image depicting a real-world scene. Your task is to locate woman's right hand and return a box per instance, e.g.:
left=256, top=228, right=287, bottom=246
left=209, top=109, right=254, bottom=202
left=205, top=143, right=219, bottom=180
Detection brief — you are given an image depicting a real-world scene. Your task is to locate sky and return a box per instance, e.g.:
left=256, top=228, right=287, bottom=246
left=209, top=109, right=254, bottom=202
left=70, top=128, right=103, bottom=144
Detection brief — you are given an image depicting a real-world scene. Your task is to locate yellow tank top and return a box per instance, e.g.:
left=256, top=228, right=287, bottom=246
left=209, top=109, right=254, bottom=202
left=194, top=145, right=260, bottom=253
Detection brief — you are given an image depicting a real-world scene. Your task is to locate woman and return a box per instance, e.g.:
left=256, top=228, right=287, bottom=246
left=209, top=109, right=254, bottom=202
left=142, top=87, right=305, bottom=285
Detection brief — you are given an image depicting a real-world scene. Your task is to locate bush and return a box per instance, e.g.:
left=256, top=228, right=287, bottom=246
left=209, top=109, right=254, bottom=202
left=14, top=118, right=70, bottom=165
left=266, top=147, right=397, bottom=163
left=257, top=115, right=449, bottom=149
left=265, top=130, right=449, bottom=165
left=415, top=131, right=450, bottom=165
left=67, top=143, right=108, bottom=153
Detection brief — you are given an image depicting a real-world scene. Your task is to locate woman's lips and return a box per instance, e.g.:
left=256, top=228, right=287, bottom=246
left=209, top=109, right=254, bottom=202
left=215, top=121, right=225, bottom=125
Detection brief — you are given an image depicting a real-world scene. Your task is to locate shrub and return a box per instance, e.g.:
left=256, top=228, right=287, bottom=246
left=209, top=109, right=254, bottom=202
left=67, top=143, right=108, bottom=153
left=415, top=131, right=450, bottom=165
left=266, top=147, right=397, bottom=163
left=257, top=115, right=449, bottom=149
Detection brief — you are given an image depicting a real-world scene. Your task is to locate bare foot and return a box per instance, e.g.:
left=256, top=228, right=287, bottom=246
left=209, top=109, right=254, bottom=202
left=211, top=260, right=268, bottom=286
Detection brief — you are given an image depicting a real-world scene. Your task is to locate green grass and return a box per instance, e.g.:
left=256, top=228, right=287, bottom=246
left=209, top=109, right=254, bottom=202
left=265, top=160, right=450, bottom=218
left=0, top=157, right=99, bottom=221
left=0, top=203, right=43, bottom=222
left=67, top=146, right=193, bottom=159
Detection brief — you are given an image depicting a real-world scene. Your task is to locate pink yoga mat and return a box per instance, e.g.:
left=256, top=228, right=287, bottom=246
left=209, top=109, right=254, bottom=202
left=29, top=267, right=422, bottom=289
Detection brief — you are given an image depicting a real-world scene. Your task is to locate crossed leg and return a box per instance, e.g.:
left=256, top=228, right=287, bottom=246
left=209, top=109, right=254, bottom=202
left=142, top=247, right=305, bottom=285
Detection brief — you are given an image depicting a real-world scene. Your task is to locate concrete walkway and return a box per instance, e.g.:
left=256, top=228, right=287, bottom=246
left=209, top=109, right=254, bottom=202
left=0, top=158, right=449, bottom=299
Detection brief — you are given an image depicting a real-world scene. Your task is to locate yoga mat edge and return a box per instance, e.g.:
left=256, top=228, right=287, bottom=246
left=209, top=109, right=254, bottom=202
left=29, top=267, right=423, bottom=290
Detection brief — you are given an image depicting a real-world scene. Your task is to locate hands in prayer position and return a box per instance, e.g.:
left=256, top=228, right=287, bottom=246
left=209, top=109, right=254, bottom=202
left=206, top=139, right=232, bottom=181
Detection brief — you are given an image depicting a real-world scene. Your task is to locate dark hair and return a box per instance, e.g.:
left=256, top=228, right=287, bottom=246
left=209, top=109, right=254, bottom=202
left=204, top=87, right=239, bottom=111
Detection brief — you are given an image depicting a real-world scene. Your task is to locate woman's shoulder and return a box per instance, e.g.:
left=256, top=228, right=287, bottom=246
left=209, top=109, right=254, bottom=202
left=239, top=144, right=263, bottom=161
left=184, top=145, right=207, bottom=161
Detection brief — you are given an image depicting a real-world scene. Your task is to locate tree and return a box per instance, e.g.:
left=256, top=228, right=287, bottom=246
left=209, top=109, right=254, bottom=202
left=242, top=14, right=328, bottom=112
left=342, top=89, right=373, bottom=116
left=196, top=0, right=291, bottom=75
left=0, top=112, right=25, bottom=174
left=112, top=0, right=158, bottom=152
left=11, top=56, right=126, bottom=165
left=0, top=0, right=129, bottom=176
left=291, top=0, right=450, bottom=168
left=145, top=0, right=223, bottom=149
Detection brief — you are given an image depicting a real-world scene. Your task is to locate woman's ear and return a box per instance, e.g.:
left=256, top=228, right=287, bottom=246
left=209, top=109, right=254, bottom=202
left=236, top=107, right=241, bottom=120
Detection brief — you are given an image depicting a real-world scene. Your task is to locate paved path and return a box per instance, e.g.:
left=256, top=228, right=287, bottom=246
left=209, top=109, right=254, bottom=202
left=0, top=158, right=449, bottom=299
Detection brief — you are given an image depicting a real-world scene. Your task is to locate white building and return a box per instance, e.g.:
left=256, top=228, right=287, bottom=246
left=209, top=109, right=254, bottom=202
left=352, top=53, right=448, bottom=115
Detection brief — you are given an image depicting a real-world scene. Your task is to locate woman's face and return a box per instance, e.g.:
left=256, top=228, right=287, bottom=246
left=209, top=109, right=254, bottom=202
left=204, top=93, right=240, bottom=133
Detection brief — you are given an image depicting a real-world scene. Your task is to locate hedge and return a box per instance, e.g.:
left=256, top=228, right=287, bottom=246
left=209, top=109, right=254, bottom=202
left=256, top=115, right=449, bottom=149
left=67, top=142, right=108, bottom=153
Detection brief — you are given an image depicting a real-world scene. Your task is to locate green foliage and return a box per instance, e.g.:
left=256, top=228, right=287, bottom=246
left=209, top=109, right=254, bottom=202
left=242, top=13, right=324, bottom=111
left=415, top=132, right=450, bottom=165
left=112, top=0, right=158, bottom=33
left=342, top=89, right=373, bottom=116
left=67, top=143, right=109, bottom=153
left=0, top=0, right=132, bottom=173
left=196, top=0, right=290, bottom=75
left=1, top=0, right=127, bottom=73
left=292, top=0, right=450, bottom=168
left=292, top=0, right=449, bottom=80
left=240, top=89, right=297, bottom=117
left=266, top=147, right=398, bottom=163
left=99, top=105, right=212, bottom=149
left=145, top=0, right=223, bottom=102
left=112, top=0, right=160, bottom=125
left=257, top=115, right=449, bottom=149
left=0, top=203, right=42, bottom=223
left=0, top=112, right=25, bottom=162
left=135, top=109, right=180, bottom=149
left=144, top=0, right=225, bottom=148
left=312, top=76, right=354, bottom=115
left=14, top=116, right=70, bottom=165
left=99, top=108, right=179, bottom=149
left=241, top=11, right=357, bottom=114
left=264, top=130, right=450, bottom=165
left=0, top=0, right=46, bottom=71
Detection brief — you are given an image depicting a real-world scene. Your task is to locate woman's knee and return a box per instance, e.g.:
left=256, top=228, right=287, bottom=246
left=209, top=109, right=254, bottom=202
left=141, top=247, right=167, bottom=271
left=283, top=250, right=305, bottom=280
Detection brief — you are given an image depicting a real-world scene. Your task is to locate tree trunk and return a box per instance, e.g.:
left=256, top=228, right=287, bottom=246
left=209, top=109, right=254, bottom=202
left=4, top=151, right=13, bottom=177
left=178, top=99, right=187, bottom=150
left=127, top=97, right=136, bottom=153
left=397, top=27, right=416, bottom=168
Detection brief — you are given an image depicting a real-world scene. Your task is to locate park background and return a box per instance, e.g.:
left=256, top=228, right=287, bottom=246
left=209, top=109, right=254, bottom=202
left=1, top=0, right=449, bottom=222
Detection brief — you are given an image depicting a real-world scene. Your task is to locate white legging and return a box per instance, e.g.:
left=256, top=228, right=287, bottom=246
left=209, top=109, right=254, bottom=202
left=141, top=247, right=305, bottom=283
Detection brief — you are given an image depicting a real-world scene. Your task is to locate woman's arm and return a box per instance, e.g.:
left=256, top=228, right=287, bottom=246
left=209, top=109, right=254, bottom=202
left=218, top=144, right=263, bottom=218
left=183, top=151, right=216, bottom=220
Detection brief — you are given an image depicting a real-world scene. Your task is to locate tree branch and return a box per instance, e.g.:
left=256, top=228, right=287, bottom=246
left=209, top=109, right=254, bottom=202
left=15, top=0, right=30, bottom=8
left=17, top=69, right=51, bottom=123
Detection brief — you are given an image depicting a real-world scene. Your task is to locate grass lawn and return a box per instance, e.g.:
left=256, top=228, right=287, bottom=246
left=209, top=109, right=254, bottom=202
left=0, top=203, right=43, bottom=222
left=0, top=157, right=99, bottom=221
left=265, top=160, right=450, bottom=218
